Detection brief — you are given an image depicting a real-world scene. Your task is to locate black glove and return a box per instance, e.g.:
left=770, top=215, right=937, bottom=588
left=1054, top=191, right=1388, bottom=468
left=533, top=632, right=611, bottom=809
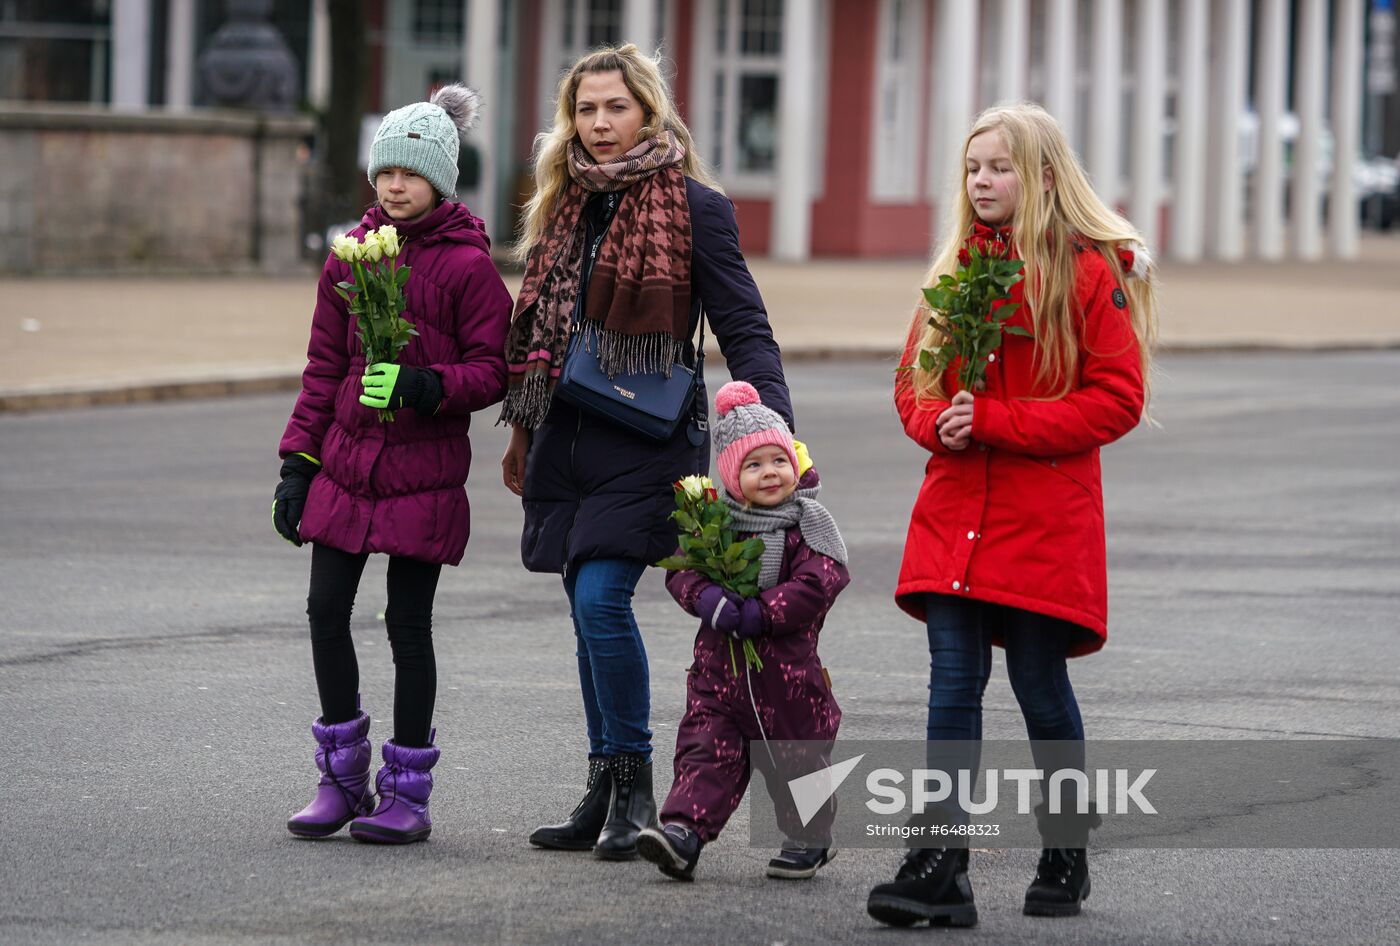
left=359, top=363, right=444, bottom=415
left=272, top=454, right=320, bottom=546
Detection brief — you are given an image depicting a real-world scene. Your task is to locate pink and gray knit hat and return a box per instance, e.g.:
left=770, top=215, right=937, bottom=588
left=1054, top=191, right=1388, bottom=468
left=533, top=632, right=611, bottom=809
left=713, top=381, right=798, bottom=498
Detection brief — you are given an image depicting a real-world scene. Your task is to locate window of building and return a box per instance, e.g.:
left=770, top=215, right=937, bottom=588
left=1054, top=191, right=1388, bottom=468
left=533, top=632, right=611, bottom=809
left=412, top=0, right=464, bottom=45
left=540, top=0, right=625, bottom=126
left=690, top=0, right=827, bottom=197
left=712, top=0, right=783, bottom=182
left=870, top=0, right=924, bottom=202
left=0, top=1, right=111, bottom=103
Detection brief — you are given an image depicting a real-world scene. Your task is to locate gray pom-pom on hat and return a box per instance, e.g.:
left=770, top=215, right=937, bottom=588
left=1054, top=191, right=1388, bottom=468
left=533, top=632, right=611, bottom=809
left=367, top=83, right=481, bottom=199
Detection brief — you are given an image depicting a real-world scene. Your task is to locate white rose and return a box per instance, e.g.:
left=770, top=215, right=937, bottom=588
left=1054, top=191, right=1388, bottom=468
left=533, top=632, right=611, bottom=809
left=330, top=233, right=359, bottom=262
left=374, top=225, right=401, bottom=258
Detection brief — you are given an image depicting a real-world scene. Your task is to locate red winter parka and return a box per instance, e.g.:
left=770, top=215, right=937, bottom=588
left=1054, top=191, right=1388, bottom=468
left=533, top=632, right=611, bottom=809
left=894, top=228, right=1145, bottom=656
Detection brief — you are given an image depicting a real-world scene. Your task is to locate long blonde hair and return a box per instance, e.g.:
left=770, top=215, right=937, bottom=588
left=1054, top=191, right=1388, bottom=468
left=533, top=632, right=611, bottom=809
left=904, top=103, right=1158, bottom=405
left=513, top=43, right=721, bottom=262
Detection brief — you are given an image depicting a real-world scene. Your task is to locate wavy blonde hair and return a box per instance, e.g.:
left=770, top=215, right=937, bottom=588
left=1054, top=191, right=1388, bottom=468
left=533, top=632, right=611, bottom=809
left=904, top=103, right=1158, bottom=406
left=513, top=43, right=721, bottom=262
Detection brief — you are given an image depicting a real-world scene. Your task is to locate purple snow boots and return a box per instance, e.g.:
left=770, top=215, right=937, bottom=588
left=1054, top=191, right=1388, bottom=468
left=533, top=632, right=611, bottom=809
left=286, top=711, right=375, bottom=838
left=349, top=732, right=440, bottom=844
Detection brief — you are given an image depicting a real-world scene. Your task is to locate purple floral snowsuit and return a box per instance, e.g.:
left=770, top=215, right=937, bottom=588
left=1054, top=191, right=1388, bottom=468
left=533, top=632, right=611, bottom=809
left=661, top=523, right=850, bottom=843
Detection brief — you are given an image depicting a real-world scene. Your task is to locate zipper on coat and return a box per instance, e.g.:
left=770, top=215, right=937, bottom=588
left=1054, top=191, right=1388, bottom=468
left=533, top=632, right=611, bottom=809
left=562, top=192, right=616, bottom=579
left=561, top=407, right=584, bottom=579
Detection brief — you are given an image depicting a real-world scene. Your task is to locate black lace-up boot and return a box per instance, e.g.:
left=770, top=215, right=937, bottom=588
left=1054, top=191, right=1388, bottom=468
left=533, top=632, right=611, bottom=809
left=593, top=753, right=656, bottom=860
left=528, top=757, right=613, bottom=851
left=866, top=845, right=977, bottom=928
left=1023, top=803, right=1102, bottom=916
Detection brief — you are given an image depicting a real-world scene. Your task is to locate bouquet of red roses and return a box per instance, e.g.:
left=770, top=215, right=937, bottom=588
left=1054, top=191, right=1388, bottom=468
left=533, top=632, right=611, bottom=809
left=916, top=232, right=1029, bottom=392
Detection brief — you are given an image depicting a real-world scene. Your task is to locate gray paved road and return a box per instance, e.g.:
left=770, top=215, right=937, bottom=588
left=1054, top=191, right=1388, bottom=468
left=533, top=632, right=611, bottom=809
left=2, top=353, right=1398, bottom=945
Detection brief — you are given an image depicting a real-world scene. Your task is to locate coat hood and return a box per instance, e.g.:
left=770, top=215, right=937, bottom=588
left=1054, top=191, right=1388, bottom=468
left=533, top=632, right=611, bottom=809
left=359, top=200, right=492, bottom=254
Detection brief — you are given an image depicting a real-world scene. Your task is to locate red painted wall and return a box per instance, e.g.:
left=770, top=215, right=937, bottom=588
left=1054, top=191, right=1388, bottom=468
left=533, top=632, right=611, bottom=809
left=673, top=0, right=694, bottom=113
left=810, top=0, right=878, bottom=256
left=515, top=0, right=543, bottom=161
left=680, top=1, right=938, bottom=258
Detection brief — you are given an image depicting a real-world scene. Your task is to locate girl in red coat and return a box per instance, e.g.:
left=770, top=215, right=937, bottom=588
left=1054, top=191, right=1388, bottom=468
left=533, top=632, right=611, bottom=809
left=866, top=103, right=1158, bottom=928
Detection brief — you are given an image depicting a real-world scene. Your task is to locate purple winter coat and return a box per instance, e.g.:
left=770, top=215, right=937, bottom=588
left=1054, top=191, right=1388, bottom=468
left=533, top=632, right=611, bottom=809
left=279, top=201, right=512, bottom=565
left=659, top=478, right=850, bottom=843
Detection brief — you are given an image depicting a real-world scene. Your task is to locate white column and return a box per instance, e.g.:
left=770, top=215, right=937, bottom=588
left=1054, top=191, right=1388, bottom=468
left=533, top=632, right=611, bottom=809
left=1087, top=0, right=1122, bottom=204
left=1206, top=0, right=1248, bottom=260
left=1129, top=0, right=1165, bottom=249
left=1253, top=0, right=1289, bottom=259
left=1044, top=0, right=1076, bottom=142
left=164, top=0, right=195, bottom=110
left=538, top=0, right=565, bottom=130
left=623, top=0, right=660, bottom=53
left=1171, top=0, right=1208, bottom=260
left=1292, top=0, right=1326, bottom=260
left=772, top=0, right=818, bottom=261
left=996, top=0, right=1028, bottom=104
left=307, top=0, right=332, bottom=111
left=111, top=0, right=151, bottom=109
left=465, top=0, right=500, bottom=235
left=1329, top=0, right=1365, bottom=258
left=928, top=0, right=979, bottom=248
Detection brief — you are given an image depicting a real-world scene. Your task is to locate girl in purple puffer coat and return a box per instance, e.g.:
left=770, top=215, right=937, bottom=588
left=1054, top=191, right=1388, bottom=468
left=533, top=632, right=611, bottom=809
left=273, top=85, right=512, bottom=845
left=636, top=381, right=850, bottom=881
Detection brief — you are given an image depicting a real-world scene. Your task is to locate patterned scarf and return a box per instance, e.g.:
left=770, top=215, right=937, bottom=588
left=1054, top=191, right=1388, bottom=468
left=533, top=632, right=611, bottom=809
left=498, top=131, right=692, bottom=429
left=721, top=483, right=848, bottom=592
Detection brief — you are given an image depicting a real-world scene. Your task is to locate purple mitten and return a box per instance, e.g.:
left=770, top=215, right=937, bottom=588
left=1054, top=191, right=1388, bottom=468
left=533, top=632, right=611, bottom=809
left=696, top=585, right=742, bottom=634
left=731, top=596, right=769, bottom=640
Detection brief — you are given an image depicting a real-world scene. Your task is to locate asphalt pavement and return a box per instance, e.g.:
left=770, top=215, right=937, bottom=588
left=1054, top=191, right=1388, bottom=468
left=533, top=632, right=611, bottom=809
left=2, top=354, right=1399, bottom=945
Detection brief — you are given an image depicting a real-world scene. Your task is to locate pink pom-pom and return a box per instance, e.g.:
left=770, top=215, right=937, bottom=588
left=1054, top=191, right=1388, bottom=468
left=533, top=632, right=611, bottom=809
left=715, top=381, right=761, bottom=417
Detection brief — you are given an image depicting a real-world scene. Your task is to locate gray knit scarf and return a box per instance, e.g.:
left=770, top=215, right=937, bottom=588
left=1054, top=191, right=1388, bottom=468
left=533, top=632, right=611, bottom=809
left=721, top=482, right=848, bottom=591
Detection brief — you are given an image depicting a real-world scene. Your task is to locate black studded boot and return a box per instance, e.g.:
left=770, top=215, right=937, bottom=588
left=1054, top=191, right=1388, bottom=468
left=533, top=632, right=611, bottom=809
left=528, top=757, right=613, bottom=851
left=592, top=753, right=656, bottom=861
left=1023, top=803, right=1102, bottom=916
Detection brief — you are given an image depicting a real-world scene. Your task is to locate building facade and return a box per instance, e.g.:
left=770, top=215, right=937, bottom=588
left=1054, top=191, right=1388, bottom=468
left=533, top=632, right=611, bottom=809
left=1, top=0, right=1384, bottom=262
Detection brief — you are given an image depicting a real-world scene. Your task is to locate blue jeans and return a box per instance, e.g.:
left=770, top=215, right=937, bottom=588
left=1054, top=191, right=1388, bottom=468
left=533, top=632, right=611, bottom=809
left=925, top=594, right=1086, bottom=818
left=563, top=558, right=652, bottom=759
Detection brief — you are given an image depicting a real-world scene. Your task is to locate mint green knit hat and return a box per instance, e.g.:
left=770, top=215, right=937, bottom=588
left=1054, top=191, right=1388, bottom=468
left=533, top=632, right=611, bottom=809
left=368, top=84, right=480, bottom=198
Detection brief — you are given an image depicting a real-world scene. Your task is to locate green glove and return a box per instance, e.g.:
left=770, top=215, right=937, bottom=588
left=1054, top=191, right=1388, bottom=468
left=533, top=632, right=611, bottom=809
left=359, top=363, right=403, bottom=409
left=359, top=363, right=443, bottom=413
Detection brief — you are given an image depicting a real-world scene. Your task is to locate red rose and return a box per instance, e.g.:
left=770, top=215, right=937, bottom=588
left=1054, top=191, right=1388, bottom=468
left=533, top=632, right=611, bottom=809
left=958, top=248, right=971, bottom=267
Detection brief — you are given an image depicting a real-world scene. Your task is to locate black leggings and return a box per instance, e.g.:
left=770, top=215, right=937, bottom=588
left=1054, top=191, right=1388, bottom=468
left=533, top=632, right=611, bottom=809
left=306, top=543, right=442, bottom=747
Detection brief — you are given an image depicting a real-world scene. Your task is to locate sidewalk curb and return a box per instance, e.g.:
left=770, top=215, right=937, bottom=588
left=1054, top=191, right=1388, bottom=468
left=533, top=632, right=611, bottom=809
left=0, top=373, right=302, bottom=414
left=3, top=342, right=1397, bottom=413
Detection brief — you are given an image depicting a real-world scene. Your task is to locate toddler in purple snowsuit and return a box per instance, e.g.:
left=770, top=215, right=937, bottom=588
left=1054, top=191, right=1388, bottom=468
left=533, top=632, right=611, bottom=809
left=637, top=381, right=850, bottom=882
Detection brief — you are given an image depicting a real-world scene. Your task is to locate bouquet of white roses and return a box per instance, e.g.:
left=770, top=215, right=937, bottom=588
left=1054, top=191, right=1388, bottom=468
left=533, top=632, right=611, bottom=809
left=330, top=225, right=416, bottom=422
left=656, top=475, right=766, bottom=675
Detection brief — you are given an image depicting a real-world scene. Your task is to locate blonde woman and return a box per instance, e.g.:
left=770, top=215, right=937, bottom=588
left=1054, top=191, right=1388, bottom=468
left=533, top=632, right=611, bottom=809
left=866, top=103, right=1158, bottom=927
left=499, top=44, right=792, bottom=861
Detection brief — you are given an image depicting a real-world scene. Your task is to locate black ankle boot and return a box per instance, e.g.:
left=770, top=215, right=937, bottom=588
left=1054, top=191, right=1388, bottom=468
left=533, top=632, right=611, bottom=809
left=866, top=847, right=977, bottom=928
left=1023, top=803, right=1101, bottom=916
left=593, top=754, right=656, bottom=861
left=528, top=757, right=612, bottom=851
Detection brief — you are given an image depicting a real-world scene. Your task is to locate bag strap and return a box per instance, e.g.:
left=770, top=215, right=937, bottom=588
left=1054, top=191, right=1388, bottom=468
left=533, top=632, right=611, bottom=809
left=694, top=308, right=707, bottom=372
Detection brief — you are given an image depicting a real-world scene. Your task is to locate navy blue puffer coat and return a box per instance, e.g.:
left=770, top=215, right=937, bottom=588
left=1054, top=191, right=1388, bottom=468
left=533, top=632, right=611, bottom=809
left=519, top=177, right=793, bottom=573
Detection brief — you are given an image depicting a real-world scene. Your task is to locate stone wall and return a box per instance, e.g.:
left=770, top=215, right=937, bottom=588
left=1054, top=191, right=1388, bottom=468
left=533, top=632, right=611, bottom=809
left=0, top=105, right=315, bottom=274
